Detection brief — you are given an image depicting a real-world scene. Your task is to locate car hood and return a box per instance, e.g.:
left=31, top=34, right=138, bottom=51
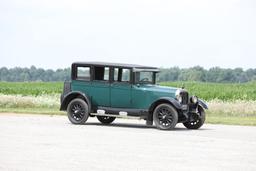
left=138, top=84, right=178, bottom=95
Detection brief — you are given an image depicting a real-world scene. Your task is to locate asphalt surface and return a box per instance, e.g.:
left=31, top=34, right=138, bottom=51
left=0, top=113, right=256, bottom=171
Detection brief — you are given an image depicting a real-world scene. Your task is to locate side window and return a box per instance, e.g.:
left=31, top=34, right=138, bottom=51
left=122, top=69, right=130, bottom=82
left=114, top=68, right=131, bottom=82
left=104, top=67, right=109, bottom=81
left=114, top=68, right=119, bottom=81
left=94, top=66, right=110, bottom=81
left=76, top=66, right=90, bottom=81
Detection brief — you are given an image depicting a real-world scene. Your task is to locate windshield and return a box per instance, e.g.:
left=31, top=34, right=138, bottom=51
left=135, top=72, right=155, bottom=84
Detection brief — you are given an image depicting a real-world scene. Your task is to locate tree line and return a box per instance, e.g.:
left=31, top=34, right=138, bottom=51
left=0, top=66, right=256, bottom=83
left=0, top=66, right=70, bottom=82
left=158, top=66, right=256, bottom=83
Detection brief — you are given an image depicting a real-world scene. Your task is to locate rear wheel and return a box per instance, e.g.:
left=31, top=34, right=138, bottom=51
left=97, top=116, right=116, bottom=124
left=67, top=98, right=89, bottom=124
left=153, top=103, right=178, bottom=130
left=183, top=106, right=205, bottom=129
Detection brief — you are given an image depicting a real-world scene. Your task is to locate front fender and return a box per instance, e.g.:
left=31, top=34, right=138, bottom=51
left=60, top=91, right=91, bottom=111
left=149, top=97, right=182, bottom=112
left=198, top=99, right=208, bottom=110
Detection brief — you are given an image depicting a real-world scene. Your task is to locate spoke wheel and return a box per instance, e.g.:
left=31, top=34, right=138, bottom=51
left=67, top=98, right=89, bottom=124
left=183, top=106, right=205, bottom=129
left=97, top=116, right=116, bottom=124
left=153, top=103, right=178, bottom=130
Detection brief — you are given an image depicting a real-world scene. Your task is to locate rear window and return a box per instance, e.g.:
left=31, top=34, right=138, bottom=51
left=76, top=66, right=91, bottom=81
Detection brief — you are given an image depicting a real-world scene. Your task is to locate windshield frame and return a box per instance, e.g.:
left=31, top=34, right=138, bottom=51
left=134, top=71, right=157, bottom=84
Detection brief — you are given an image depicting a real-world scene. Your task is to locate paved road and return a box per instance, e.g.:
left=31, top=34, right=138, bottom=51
left=0, top=113, right=256, bottom=171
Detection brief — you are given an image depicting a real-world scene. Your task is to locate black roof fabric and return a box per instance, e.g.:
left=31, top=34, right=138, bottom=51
left=72, top=61, right=158, bottom=69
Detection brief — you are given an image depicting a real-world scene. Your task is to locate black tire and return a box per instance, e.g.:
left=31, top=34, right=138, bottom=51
left=153, top=103, right=178, bottom=130
left=183, top=106, right=205, bottom=129
left=67, top=98, right=89, bottom=124
left=97, top=116, right=116, bottom=124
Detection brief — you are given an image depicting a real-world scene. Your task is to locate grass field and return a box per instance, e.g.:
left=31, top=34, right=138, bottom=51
left=161, top=81, right=256, bottom=101
left=0, top=81, right=256, bottom=126
left=0, top=82, right=63, bottom=96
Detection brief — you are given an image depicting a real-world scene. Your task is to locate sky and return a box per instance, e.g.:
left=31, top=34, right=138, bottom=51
left=0, top=0, right=255, bottom=69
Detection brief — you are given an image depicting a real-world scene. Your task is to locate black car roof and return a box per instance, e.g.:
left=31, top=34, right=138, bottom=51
left=72, top=61, right=159, bottom=71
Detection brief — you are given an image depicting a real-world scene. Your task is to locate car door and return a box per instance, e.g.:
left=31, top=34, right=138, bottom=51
left=110, top=68, right=132, bottom=108
left=90, top=66, right=110, bottom=107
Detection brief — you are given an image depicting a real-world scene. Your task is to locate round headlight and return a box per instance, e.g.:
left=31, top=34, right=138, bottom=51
left=191, top=96, right=198, bottom=104
left=175, top=89, right=182, bottom=103
left=175, top=89, right=181, bottom=97
left=177, top=96, right=182, bottom=103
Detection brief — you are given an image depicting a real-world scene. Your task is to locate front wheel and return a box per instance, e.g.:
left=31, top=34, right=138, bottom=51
left=153, top=103, right=178, bottom=130
left=183, top=106, right=205, bottom=129
left=67, top=98, right=89, bottom=124
left=97, top=116, right=116, bottom=124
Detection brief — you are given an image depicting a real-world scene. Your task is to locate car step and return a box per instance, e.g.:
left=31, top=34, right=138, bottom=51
left=90, top=113, right=143, bottom=120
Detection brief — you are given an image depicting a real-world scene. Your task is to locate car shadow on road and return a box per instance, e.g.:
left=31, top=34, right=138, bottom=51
left=85, top=122, right=156, bottom=129
left=82, top=122, right=211, bottom=131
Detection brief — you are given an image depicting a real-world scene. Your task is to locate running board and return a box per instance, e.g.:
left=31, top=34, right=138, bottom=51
left=90, top=113, right=143, bottom=120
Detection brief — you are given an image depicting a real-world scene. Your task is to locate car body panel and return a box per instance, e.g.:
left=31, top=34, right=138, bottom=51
left=90, top=80, right=110, bottom=107
left=111, top=82, right=132, bottom=108
left=131, top=84, right=178, bottom=109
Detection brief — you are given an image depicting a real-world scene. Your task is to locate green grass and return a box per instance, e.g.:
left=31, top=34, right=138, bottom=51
left=0, top=82, right=63, bottom=96
left=160, top=81, right=256, bottom=101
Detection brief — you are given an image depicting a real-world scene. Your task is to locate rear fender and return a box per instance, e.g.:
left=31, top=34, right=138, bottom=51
left=60, top=91, right=91, bottom=112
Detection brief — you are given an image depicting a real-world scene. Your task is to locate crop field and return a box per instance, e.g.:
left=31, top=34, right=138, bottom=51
left=161, top=81, right=256, bottom=101
left=1, top=81, right=256, bottom=100
left=0, top=81, right=256, bottom=125
left=0, top=82, right=63, bottom=96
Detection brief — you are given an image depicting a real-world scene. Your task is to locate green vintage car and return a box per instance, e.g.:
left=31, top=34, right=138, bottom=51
left=60, top=62, right=208, bottom=130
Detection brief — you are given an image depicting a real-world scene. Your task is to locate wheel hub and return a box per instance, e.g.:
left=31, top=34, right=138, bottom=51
left=71, top=103, right=85, bottom=120
left=189, top=112, right=200, bottom=122
left=158, top=108, right=173, bottom=126
left=74, top=110, right=80, bottom=114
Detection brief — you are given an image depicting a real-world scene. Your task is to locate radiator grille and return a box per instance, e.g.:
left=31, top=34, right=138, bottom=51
left=180, top=91, right=189, bottom=104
